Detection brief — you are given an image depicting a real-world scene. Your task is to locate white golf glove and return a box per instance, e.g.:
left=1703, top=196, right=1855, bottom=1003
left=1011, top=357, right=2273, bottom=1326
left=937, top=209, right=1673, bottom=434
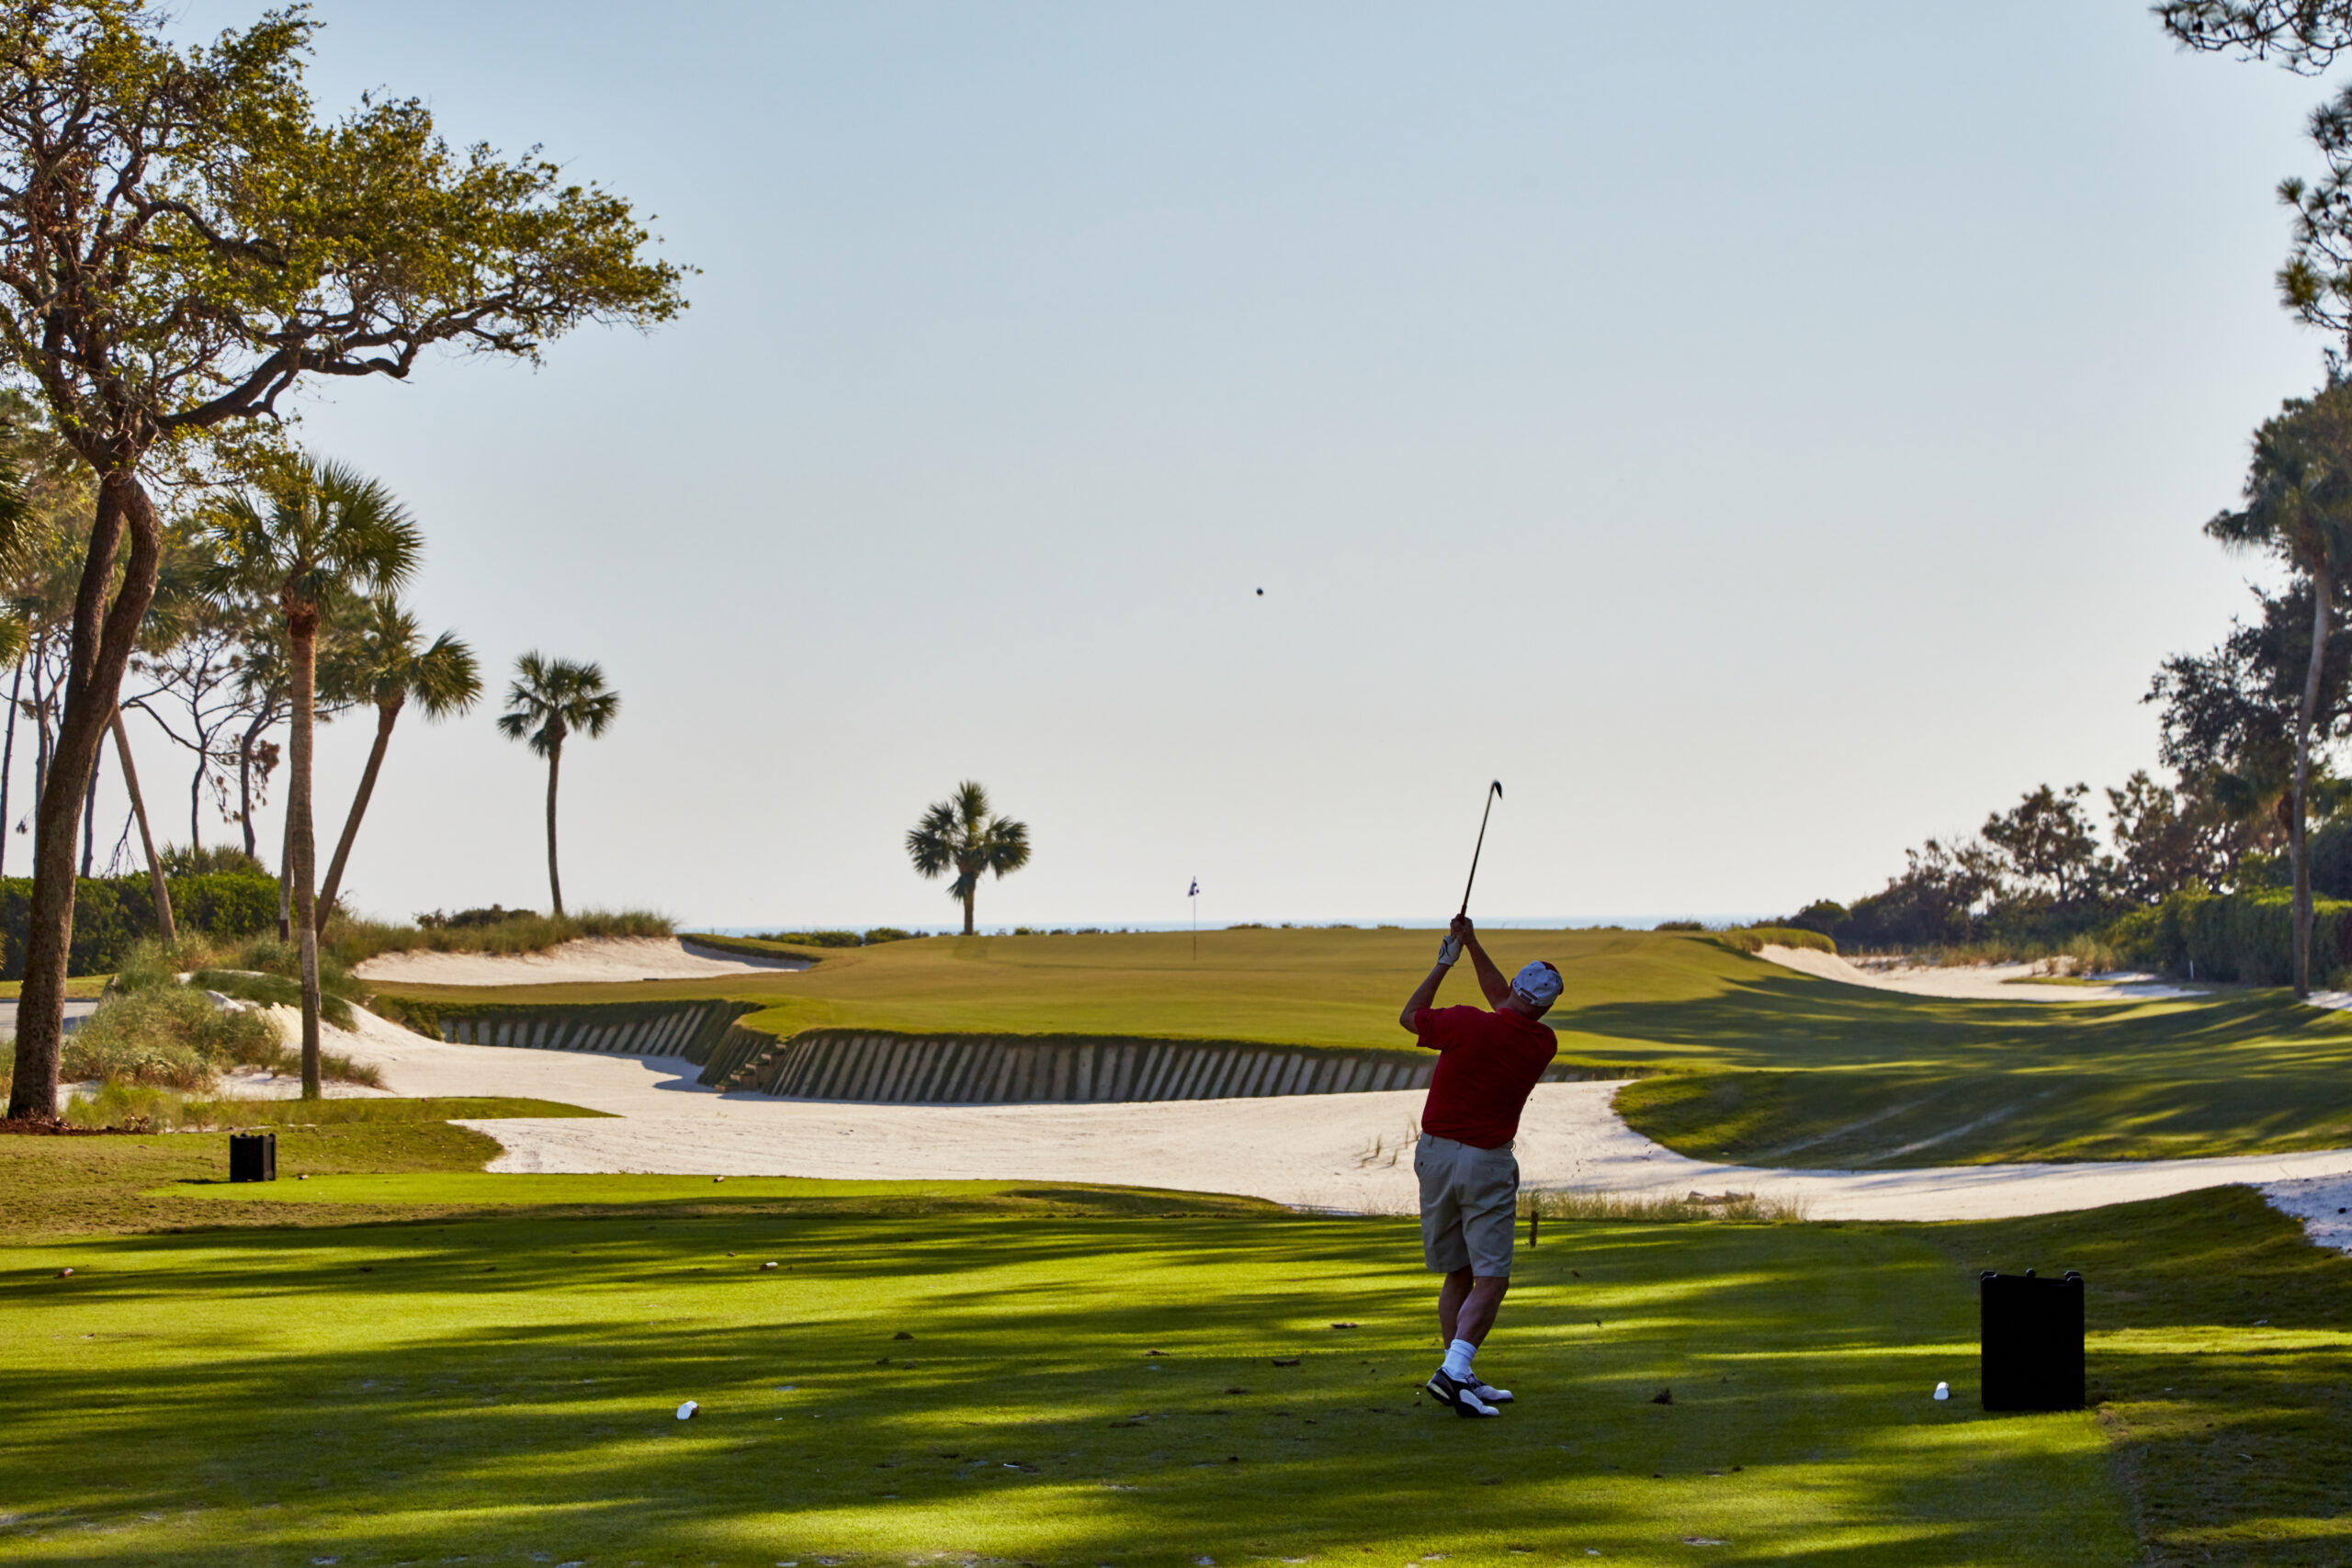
left=1438, top=935, right=1462, bottom=966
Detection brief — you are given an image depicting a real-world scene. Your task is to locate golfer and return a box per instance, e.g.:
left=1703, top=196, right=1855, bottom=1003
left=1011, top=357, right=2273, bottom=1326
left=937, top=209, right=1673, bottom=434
left=1397, top=913, right=1562, bottom=1417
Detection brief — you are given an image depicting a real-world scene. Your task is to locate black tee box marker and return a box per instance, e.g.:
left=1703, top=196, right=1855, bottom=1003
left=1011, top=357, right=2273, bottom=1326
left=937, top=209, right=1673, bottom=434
left=229, top=1131, right=277, bottom=1183
left=1979, top=1269, right=2083, bottom=1412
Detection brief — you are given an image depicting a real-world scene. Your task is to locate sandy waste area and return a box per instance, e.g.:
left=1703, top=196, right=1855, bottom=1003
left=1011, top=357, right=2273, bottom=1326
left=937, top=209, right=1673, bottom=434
left=351, top=936, right=807, bottom=987
left=1756, top=943, right=2205, bottom=1001
left=242, top=963, right=2352, bottom=1245
left=88, top=936, right=2346, bottom=1247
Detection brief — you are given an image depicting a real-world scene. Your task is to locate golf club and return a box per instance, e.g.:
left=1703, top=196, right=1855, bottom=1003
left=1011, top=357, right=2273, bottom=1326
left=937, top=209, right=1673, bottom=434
left=1459, top=780, right=1503, bottom=918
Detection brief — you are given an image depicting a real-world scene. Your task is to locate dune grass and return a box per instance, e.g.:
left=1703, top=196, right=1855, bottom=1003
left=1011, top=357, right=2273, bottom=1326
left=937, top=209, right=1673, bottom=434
left=324, top=907, right=673, bottom=966
left=369, top=926, right=2352, bottom=1165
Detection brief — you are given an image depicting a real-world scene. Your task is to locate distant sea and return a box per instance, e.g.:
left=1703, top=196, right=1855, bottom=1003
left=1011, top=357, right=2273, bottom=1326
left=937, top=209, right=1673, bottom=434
left=695, top=915, right=1781, bottom=938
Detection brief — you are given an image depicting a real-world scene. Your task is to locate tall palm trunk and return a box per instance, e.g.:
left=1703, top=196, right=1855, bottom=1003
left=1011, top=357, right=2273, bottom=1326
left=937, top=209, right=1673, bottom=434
left=111, top=710, right=174, bottom=943
left=287, top=611, right=322, bottom=1099
left=544, top=737, right=565, bottom=918
left=2293, top=559, right=2335, bottom=998
left=317, top=697, right=401, bottom=931
left=10, top=472, right=165, bottom=1121
left=961, top=884, right=976, bottom=936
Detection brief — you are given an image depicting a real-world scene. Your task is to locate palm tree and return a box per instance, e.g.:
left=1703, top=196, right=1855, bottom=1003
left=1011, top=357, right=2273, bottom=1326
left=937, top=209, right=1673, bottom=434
left=496, top=653, right=617, bottom=918
left=2208, top=381, right=2352, bottom=996
left=201, top=460, right=419, bottom=1097
left=906, top=781, right=1031, bottom=935
left=315, top=595, right=481, bottom=929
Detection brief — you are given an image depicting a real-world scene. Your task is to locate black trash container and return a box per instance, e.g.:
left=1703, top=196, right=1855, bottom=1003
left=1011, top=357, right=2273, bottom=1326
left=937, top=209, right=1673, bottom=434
left=229, top=1131, right=277, bottom=1183
left=1979, top=1269, right=2083, bottom=1411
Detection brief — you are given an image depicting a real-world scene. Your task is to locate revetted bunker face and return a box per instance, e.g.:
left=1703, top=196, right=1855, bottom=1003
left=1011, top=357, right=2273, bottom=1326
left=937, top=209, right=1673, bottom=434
left=433, top=1008, right=1594, bottom=1106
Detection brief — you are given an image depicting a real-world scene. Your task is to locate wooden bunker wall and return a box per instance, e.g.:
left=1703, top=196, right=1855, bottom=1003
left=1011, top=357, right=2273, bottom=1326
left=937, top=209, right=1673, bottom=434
left=435, top=1009, right=1592, bottom=1104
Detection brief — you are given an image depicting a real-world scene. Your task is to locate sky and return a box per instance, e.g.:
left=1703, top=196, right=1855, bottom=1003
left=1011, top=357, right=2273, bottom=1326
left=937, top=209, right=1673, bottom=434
left=67, top=1, right=2346, bottom=931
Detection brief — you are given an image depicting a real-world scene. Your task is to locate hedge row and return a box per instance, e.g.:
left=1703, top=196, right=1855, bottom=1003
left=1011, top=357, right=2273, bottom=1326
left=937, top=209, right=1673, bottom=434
left=0, top=872, right=280, bottom=980
left=2106, top=888, right=2352, bottom=987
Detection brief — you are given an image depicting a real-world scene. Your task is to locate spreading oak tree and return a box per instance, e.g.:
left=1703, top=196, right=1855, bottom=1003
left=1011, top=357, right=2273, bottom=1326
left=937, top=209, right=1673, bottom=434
left=0, top=1, right=684, bottom=1117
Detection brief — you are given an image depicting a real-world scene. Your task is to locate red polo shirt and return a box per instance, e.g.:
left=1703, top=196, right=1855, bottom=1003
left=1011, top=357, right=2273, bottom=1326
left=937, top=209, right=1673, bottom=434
left=1412, top=1004, right=1557, bottom=1148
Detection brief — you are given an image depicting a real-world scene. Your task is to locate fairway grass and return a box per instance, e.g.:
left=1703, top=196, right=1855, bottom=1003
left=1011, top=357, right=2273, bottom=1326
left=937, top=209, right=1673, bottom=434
left=1, top=1193, right=2132, bottom=1567
left=368, top=926, right=2352, bottom=1164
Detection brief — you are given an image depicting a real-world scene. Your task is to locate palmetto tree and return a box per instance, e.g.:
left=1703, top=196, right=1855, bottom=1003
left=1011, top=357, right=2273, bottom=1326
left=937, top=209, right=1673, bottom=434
left=906, top=781, right=1031, bottom=935
left=2207, top=382, right=2352, bottom=996
left=316, top=595, right=481, bottom=930
left=497, top=654, right=617, bottom=918
left=202, top=460, right=420, bottom=1097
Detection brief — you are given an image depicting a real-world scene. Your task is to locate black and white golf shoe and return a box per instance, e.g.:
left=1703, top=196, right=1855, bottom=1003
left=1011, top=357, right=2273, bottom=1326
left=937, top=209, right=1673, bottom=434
left=1424, top=1368, right=1500, bottom=1417
left=1467, top=1378, right=1513, bottom=1404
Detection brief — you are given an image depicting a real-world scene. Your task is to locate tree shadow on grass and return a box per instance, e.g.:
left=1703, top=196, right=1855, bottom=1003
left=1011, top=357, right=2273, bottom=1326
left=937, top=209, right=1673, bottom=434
left=1559, top=969, right=2350, bottom=1072
left=1923, top=1185, right=2352, bottom=1568
left=0, top=1205, right=2136, bottom=1565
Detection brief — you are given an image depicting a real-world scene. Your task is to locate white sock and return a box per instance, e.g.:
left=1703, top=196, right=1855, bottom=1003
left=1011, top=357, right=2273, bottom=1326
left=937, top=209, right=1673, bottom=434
left=1442, top=1337, right=1478, bottom=1382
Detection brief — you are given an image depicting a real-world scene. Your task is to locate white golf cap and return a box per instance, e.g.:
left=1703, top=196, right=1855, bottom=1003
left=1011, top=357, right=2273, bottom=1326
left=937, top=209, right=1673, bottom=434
left=1511, top=960, right=1563, bottom=1007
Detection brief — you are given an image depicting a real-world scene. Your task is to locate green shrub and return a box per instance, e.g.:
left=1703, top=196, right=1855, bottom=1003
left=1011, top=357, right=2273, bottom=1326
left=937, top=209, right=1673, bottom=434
left=2106, top=887, right=2352, bottom=986
left=0, top=871, right=280, bottom=979
left=157, top=844, right=268, bottom=878
left=1654, top=919, right=1705, bottom=931
left=417, top=904, right=534, bottom=930
left=755, top=929, right=863, bottom=948
left=863, top=928, right=917, bottom=943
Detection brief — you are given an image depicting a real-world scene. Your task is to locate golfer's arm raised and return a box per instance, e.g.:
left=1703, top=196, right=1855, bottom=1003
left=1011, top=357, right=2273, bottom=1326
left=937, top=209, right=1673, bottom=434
left=1398, top=947, right=1454, bottom=1032
left=1454, top=916, right=1511, bottom=1009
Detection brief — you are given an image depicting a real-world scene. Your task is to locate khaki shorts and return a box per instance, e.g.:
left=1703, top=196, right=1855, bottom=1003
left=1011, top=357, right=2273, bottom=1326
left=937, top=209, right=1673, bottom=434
left=1415, top=1133, right=1519, bottom=1277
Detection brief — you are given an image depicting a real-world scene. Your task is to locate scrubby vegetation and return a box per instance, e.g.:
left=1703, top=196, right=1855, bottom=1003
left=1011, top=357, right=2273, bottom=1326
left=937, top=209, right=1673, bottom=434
left=0, top=936, right=396, bottom=1107
left=322, top=907, right=670, bottom=966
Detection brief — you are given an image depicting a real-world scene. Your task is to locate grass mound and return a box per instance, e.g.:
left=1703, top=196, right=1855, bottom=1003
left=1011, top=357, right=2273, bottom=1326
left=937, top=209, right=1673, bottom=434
left=63, top=974, right=282, bottom=1091
left=33, top=939, right=387, bottom=1106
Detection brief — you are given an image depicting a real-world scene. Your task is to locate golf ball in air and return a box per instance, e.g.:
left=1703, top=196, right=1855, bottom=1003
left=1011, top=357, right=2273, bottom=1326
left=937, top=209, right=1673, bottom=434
left=1933, top=1382, right=1950, bottom=1402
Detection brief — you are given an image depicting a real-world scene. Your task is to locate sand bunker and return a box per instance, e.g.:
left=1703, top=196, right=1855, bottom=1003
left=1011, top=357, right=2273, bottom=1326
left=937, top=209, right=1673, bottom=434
left=351, top=936, right=808, bottom=987
left=1757, top=944, right=2202, bottom=1001
left=307, top=1009, right=2352, bottom=1235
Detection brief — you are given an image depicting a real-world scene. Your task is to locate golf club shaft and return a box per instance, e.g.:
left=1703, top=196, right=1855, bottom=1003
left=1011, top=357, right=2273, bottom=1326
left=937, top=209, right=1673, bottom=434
left=1459, top=782, right=1501, bottom=918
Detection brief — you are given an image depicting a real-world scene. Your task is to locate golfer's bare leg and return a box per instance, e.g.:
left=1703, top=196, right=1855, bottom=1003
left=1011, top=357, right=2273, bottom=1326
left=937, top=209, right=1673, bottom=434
left=1438, top=1266, right=1509, bottom=1347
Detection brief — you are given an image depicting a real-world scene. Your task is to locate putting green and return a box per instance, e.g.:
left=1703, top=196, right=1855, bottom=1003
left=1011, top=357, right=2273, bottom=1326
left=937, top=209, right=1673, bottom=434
left=0, top=1191, right=2130, bottom=1566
